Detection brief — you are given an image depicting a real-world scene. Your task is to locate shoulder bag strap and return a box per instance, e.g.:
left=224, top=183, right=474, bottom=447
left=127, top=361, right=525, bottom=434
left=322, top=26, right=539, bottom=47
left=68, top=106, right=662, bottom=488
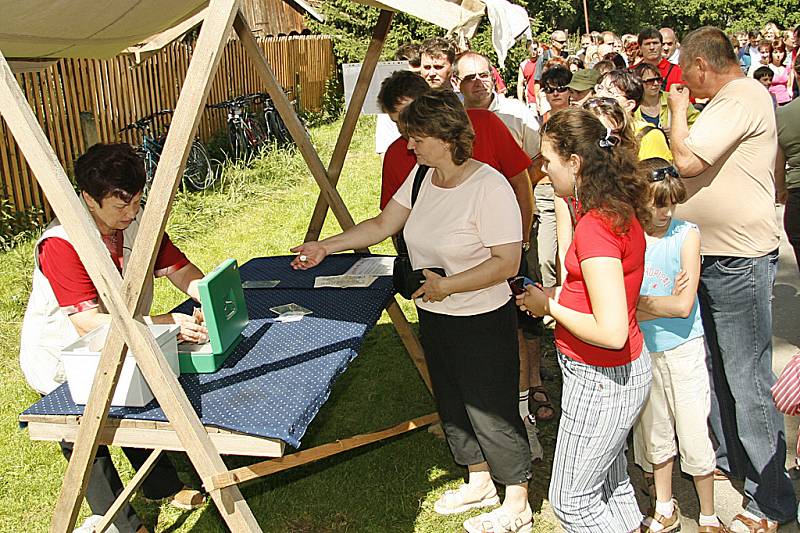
left=396, top=165, right=430, bottom=258
left=411, top=164, right=429, bottom=207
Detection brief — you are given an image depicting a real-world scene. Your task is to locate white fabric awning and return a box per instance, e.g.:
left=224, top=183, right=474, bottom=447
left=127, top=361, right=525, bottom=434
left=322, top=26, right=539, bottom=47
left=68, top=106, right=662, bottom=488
left=353, top=0, right=484, bottom=36
left=0, top=0, right=207, bottom=58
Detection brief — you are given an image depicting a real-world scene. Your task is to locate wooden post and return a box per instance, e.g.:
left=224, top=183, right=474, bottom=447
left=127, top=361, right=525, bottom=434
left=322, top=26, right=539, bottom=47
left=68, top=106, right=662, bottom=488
left=78, top=111, right=99, bottom=149
left=303, top=9, right=393, bottom=242
left=233, top=13, right=357, bottom=231
left=208, top=413, right=439, bottom=490
left=0, top=1, right=261, bottom=531
left=94, top=449, right=164, bottom=533
left=234, top=9, right=432, bottom=398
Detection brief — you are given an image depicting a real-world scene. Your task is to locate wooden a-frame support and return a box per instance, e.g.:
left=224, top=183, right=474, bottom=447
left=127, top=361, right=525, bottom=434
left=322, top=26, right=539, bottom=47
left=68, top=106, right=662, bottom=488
left=1, top=2, right=433, bottom=532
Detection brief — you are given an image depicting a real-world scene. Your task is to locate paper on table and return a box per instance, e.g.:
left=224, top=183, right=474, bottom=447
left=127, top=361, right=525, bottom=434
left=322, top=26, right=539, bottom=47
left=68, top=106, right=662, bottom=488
left=314, top=275, right=378, bottom=288
left=344, top=257, right=395, bottom=276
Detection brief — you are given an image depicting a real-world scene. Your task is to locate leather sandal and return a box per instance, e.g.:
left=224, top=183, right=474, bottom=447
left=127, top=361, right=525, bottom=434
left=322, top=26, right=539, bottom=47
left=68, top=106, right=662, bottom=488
left=729, top=513, right=777, bottom=533
left=433, top=483, right=499, bottom=516
left=698, top=523, right=730, bottom=532
left=528, top=385, right=556, bottom=422
left=642, top=499, right=681, bottom=532
left=463, top=506, right=534, bottom=533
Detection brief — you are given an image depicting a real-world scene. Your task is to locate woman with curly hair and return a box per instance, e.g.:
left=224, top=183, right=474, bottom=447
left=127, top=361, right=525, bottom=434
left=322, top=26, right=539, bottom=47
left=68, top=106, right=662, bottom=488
left=292, top=89, right=533, bottom=533
left=517, top=108, right=652, bottom=532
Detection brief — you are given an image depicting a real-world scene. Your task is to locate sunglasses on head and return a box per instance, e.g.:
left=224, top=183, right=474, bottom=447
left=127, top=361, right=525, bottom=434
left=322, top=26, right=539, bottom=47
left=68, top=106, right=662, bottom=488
left=649, top=166, right=680, bottom=182
left=543, top=85, right=569, bottom=94
left=582, top=96, right=620, bottom=109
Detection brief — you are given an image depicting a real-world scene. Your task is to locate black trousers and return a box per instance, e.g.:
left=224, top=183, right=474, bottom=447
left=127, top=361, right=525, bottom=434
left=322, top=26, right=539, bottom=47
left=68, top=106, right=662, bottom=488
left=60, top=443, right=183, bottom=532
left=418, top=299, right=531, bottom=485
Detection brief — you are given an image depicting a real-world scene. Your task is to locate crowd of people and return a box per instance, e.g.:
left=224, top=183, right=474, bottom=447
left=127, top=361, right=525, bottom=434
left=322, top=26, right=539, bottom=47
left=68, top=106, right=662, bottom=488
left=294, top=20, right=800, bottom=533
left=17, top=15, right=800, bottom=533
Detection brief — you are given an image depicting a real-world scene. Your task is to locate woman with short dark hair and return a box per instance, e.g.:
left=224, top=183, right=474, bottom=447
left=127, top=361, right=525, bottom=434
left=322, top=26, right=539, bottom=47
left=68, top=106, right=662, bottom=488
left=517, top=108, right=652, bottom=532
left=291, top=89, right=533, bottom=533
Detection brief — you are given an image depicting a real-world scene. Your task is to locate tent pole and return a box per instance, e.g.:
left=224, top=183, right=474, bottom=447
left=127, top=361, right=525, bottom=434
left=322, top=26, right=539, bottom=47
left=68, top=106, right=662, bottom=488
left=233, top=12, right=357, bottom=231
left=303, top=9, right=394, bottom=242
left=1, top=0, right=262, bottom=530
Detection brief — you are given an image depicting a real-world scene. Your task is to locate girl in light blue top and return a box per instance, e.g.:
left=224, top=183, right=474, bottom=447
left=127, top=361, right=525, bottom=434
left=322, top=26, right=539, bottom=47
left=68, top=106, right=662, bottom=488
left=633, top=158, right=724, bottom=532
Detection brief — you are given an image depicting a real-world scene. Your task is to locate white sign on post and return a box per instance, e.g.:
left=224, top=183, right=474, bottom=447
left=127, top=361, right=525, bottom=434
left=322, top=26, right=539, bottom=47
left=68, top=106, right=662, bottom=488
left=342, top=60, right=410, bottom=115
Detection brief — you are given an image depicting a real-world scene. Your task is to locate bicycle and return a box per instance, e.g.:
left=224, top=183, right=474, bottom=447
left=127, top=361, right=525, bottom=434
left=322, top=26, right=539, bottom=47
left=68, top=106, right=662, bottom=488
left=206, top=95, right=267, bottom=161
left=119, top=110, right=216, bottom=194
left=249, top=90, right=307, bottom=147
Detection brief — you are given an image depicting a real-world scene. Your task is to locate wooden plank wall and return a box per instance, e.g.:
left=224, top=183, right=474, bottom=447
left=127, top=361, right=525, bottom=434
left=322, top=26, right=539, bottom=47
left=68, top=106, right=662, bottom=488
left=0, top=34, right=334, bottom=219
left=241, top=0, right=306, bottom=37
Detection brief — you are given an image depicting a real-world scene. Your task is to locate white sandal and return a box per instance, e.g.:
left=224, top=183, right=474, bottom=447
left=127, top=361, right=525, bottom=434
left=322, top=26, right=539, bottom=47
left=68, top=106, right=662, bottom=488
left=463, top=507, right=534, bottom=533
left=433, top=483, right=499, bottom=515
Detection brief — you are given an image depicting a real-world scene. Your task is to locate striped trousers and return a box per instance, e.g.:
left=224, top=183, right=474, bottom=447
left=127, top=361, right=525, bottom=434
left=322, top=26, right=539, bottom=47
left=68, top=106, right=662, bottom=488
left=549, top=348, right=651, bottom=532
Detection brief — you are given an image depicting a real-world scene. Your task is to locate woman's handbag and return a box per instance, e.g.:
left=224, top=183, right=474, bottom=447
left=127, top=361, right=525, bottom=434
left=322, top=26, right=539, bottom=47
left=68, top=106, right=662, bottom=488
left=393, top=165, right=446, bottom=299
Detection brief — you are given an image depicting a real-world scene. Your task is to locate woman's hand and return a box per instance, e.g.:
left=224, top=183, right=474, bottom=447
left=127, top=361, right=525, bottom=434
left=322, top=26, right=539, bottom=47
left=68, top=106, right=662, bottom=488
left=515, top=284, right=549, bottom=317
left=171, top=312, right=208, bottom=344
left=290, top=242, right=328, bottom=270
left=411, top=269, right=451, bottom=303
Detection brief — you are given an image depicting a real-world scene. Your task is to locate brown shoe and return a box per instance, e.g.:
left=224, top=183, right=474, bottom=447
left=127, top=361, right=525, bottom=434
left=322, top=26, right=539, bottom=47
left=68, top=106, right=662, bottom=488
left=698, top=523, right=730, bottom=532
left=729, top=513, right=777, bottom=533
left=642, top=499, right=681, bottom=533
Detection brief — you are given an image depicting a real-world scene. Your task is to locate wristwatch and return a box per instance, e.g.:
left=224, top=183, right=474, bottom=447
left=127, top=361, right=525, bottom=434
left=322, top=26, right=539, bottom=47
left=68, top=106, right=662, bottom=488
left=522, top=241, right=531, bottom=252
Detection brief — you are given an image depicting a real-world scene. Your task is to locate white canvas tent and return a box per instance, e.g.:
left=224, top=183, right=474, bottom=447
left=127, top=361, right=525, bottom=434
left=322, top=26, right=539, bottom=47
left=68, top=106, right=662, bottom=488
left=0, top=0, right=480, bottom=531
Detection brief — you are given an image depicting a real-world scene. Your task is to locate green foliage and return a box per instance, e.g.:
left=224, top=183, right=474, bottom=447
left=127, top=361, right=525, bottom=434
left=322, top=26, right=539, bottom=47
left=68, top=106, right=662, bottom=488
left=310, top=0, right=799, bottom=63
left=0, top=199, right=43, bottom=251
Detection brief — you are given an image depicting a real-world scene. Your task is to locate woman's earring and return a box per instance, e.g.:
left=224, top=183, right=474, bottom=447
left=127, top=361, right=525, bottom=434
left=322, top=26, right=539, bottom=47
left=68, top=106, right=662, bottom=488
left=572, top=176, right=579, bottom=202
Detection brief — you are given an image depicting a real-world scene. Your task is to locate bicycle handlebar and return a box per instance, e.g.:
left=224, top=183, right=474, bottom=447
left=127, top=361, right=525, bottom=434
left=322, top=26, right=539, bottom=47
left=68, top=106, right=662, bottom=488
left=206, top=88, right=293, bottom=111
left=119, top=109, right=174, bottom=133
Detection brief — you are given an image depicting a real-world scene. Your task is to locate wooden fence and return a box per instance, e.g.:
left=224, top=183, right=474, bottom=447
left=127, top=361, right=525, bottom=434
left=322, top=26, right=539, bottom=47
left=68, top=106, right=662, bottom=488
left=0, top=34, right=334, bottom=219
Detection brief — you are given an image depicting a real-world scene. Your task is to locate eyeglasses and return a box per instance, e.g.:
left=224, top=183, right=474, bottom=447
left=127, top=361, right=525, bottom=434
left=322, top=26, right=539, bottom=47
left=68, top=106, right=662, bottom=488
left=553, top=39, right=567, bottom=44
left=582, top=96, right=620, bottom=109
left=459, top=70, right=492, bottom=83
left=543, top=85, right=569, bottom=94
left=649, top=166, right=680, bottom=182
left=642, top=76, right=663, bottom=85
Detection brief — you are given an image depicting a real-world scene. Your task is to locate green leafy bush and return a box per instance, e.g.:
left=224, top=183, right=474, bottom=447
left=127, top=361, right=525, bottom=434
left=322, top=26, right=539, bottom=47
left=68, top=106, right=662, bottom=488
left=0, top=199, right=43, bottom=251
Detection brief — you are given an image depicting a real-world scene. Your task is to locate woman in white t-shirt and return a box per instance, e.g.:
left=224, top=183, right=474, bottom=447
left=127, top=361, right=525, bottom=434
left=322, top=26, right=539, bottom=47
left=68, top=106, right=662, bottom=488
left=290, top=89, right=532, bottom=533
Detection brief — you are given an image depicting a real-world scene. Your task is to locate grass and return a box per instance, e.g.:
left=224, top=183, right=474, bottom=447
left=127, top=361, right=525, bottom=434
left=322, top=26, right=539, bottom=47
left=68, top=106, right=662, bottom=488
left=0, top=116, right=564, bottom=532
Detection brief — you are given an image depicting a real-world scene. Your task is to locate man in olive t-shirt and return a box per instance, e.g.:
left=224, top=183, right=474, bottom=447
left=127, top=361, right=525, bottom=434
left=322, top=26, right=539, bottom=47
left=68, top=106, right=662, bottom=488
left=669, top=26, right=795, bottom=528
left=776, top=64, right=800, bottom=270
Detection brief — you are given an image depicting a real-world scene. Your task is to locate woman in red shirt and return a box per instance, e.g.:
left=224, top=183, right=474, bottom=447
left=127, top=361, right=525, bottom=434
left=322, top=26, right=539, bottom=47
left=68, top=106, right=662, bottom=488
left=517, top=108, right=652, bottom=532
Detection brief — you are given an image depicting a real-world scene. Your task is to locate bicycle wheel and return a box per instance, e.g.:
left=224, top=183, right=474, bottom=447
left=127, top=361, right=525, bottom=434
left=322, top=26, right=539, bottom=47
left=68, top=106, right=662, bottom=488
left=231, top=126, right=251, bottom=162
left=244, top=118, right=267, bottom=154
left=141, top=150, right=159, bottom=198
left=265, top=109, right=290, bottom=146
left=183, top=140, right=216, bottom=191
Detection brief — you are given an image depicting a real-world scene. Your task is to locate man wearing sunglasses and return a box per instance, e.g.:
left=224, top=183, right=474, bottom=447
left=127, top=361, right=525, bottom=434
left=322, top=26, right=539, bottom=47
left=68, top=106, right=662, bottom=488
left=456, top=51, right=560, bottom=427
left=532, top=30, right=569, bottom=96
left=638, top=27, right=684, bottom=91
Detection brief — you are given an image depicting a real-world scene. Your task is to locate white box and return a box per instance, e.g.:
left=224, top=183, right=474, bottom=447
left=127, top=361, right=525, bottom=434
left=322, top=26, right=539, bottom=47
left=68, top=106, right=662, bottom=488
left=61, top=323, right=180, bottom=407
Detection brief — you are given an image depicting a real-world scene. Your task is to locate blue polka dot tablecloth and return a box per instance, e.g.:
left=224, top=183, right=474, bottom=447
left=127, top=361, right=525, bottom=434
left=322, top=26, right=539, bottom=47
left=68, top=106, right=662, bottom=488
left=21, top=254, right=396, bottom=450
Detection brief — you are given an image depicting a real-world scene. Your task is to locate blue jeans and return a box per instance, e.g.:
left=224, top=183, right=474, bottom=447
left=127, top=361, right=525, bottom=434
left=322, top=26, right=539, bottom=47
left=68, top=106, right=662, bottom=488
left=700, top=250, right=797, bottom=523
